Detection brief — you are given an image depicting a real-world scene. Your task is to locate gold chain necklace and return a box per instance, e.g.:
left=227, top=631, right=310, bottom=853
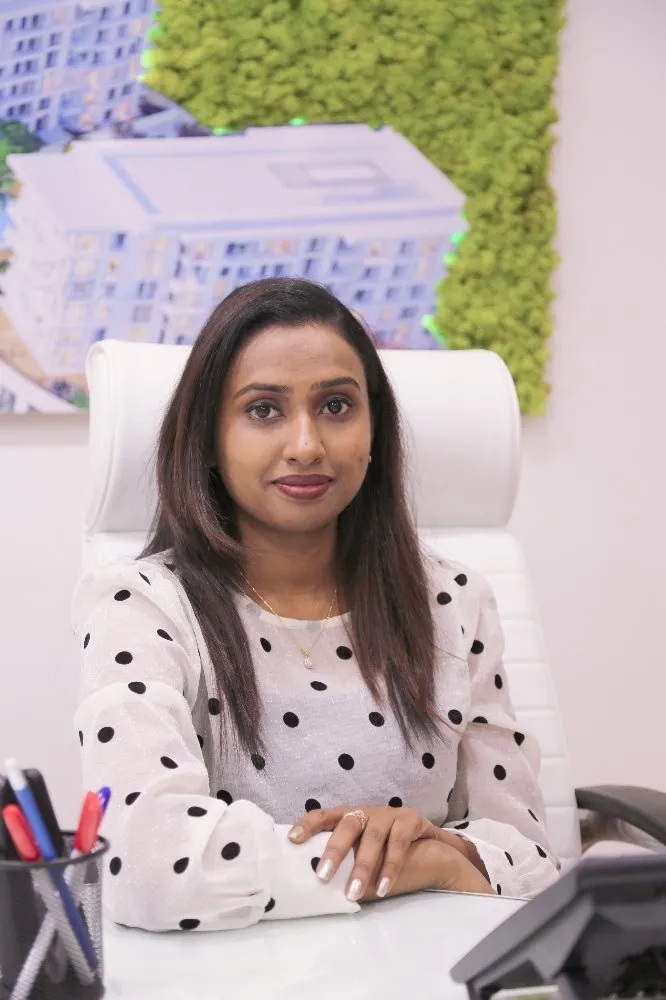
left=241, top=576, right=337, bottom=670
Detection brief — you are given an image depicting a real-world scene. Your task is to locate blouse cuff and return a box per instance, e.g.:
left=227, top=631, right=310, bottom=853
left=447, top=826, right=559, bottom=900
left=264, top=827, right=359, bottom=921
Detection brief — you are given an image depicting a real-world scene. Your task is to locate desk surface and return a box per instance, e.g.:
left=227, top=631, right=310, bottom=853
left=104, top=891, right=522, bottom=999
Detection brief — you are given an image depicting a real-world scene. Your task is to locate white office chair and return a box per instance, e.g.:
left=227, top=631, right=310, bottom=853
left=83, top=340, right=666, bottom=869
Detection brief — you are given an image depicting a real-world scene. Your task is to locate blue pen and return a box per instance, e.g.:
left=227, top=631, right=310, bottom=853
left=97, top=786, right=111, bottom=817
left=4, top=759, right=98, bottom=972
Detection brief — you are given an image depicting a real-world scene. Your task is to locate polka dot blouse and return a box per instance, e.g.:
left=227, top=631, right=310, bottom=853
left=73, top=552, right=559, bottom=932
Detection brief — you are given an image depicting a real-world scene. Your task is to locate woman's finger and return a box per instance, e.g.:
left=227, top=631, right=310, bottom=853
left=288, top=807, right=346, bottom=843
left=343, top=816, right=394, bottom=901
left=375, top=814, right=422, bottom=897
left=314, top=811, right=374, bottom=885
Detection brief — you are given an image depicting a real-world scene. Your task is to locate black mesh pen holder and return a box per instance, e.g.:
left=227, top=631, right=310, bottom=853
left=0, top=833, right=109, bottom=1000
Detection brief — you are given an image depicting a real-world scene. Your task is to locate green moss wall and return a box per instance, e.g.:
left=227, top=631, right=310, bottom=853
left=147, top=0, right=564, bottom=414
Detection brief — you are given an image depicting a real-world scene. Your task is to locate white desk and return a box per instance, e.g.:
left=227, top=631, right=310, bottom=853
left=104, top=891, right=523, bottom=999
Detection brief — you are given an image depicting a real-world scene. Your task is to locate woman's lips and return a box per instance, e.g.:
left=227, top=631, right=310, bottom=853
left=272, top=476, right=333, bottom=501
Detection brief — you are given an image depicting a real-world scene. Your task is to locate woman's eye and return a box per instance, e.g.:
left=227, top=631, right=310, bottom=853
left=248, top=402, right=277, bottom=420
left=323, top=397, right=351, bottom=416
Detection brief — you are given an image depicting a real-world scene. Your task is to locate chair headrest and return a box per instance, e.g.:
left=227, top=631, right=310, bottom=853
left=85, top=341, right=520, bottom=535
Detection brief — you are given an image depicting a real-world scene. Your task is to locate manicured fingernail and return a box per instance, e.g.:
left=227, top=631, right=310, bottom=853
left=377, top=877, right=391, bottom=898
left=288, top=826, right=304, bottom=842
left=346, top=878, right=363, bottom=902
left=316, top=859, right=334, bottom=882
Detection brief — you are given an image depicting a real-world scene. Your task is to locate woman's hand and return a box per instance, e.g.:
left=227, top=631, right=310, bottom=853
left=376, top=838, right=495, bottom=900
left=288, top=804, right=486, bottom=902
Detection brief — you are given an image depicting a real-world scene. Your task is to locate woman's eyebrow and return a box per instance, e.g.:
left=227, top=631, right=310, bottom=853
left=233, top=376, right=360, bottom=400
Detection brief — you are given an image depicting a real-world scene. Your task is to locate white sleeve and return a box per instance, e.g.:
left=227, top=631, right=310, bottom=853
left=443, top=576, right=561, bottom=900
left=73, top=560, right=358, bottom=931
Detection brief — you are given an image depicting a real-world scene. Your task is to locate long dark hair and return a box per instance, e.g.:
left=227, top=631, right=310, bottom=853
left=142, top=277, right=439, bottom=754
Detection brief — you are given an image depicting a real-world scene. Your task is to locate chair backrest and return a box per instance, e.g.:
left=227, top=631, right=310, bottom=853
left=84, top=340, right=581, bottom=866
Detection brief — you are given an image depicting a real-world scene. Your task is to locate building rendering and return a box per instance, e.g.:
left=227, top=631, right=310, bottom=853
left=1, top=123, right=467, bottom=378
left=0, top=357, right=73, bottom=411
left=0, top=0, right=154, bottom=138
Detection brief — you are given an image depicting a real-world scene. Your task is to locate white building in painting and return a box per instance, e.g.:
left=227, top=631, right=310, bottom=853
left=0, top=358, right=73, bottom=411
left=2, top=124, right=467, bottom=376
left=0, top=0, right=154, bottom=137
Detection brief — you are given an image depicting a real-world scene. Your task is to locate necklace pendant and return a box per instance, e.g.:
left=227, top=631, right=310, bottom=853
left=302, top=650, right=314, bottom=670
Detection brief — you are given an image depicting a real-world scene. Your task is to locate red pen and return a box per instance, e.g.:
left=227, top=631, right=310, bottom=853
left=73, top=791, right=103, bottom=856
left=2, top=804, right=41, bottom=862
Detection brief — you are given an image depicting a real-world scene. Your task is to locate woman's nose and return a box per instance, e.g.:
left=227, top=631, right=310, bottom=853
left=283, top=414, right=326, bottom=464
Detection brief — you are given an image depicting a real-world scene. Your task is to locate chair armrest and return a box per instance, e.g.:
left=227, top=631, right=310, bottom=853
left=575, top=784, right=666, bottom=847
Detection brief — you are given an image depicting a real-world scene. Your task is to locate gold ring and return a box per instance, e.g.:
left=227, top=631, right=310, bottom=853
left=343, top=809, right=368, bottom=833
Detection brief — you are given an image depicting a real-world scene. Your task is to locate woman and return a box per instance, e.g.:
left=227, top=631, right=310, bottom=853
left=74, top=277, right=559, bottom=932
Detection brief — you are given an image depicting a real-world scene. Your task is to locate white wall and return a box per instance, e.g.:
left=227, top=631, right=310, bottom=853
left=1, top=0, right=666, bottom=824
left=0, top=415, right=87, bottom=823
left=511, top=0, right=666, bottom=791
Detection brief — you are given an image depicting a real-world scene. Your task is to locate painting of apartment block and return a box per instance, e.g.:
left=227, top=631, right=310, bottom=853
left=0, top=118, right=467, bottom=412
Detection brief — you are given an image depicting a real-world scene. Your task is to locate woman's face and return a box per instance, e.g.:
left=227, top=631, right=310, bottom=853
left=216, top=323, right=373, bottom=536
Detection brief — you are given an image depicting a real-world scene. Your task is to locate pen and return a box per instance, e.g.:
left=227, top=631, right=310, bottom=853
left=73, top=791, right=103, bottom=857
left=4, top=759, right=98, bottom=972
left=97, top=786, right=111, bottom=820
left=2, top=806, right=95, bottom=995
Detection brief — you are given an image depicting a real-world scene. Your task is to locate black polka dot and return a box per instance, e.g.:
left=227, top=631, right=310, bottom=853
left=514, top=731, right=525, bottom=746
left=338, top=753, right=355, bottom=771
left=179, top=918, right=199, bottom=930
left=496, top=884, right=502, bottom=895
left=161, top=755, right=178, bottom=769
left=125, top=791, right=140, bottom=805
left=260, top=637, right=271, bottom=652
left=310, top=856, right=320, bottom=873
left=470, top=639, right=484, bottom=655
left=369, top=712, right=385, bottom=727
left=505, top=851, right=514, bottom=866
left=157, top=628, right=173, bottom=641
left=264, top=898, right=276, bottom=913
left=305, top=798, right=321, bottom=812
left=536, top=845, right=547, bottom=858
left=454, top=573, right=468, bottom=586
left=494, top=673, right=503, bottom=690
left=128, top=681, right=146, bottom=694
left=97, top=726, right=114, bottom=743
left=283, top=712, right=299, bottom=728
left=173, top=857, right=189, bottom=874
left=221, top=842, right=241, bottom=861
left=336, top=645, right=353, bottom=660
left=422, top=752, right=435, bottom=769
left=187, top=806, right=207, bottom=817
left=109, top=857, right=122, bottom=875
left=139, top=573, right=151, bottom=585
left=83, top=633, right=90, bottom=649
left=78, top=730, right=83, bottom=746
left=216, top=790, right=233, bottom=805
left=447, top=787, right=454, bottom=802
left=461, top=625, right=465, bottom=635
left=208, top=697, right=221, bottom=716
left=114, top=589, right=131, bottom=601
left=251, top=753, right=265, bottom=771
left=473, top=716, right=488, bottom=724
left=448, top=709, right=463, bottom=725
left=197, top=734, right=204, bottom=749
left=165, top=563, right=175, bottom=572
left=528, top=808, right=539, bottom=822
left=494, top=764, right=507, bottom=780
left=115, top=651, right=133, bottom=665
left=454, top=821, right=469, bottom=830
left=462, top=808, right=469, bottom=819
left=310, top=681, right=327, bottom=691
left=437, top=592, right=452, bottom=605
